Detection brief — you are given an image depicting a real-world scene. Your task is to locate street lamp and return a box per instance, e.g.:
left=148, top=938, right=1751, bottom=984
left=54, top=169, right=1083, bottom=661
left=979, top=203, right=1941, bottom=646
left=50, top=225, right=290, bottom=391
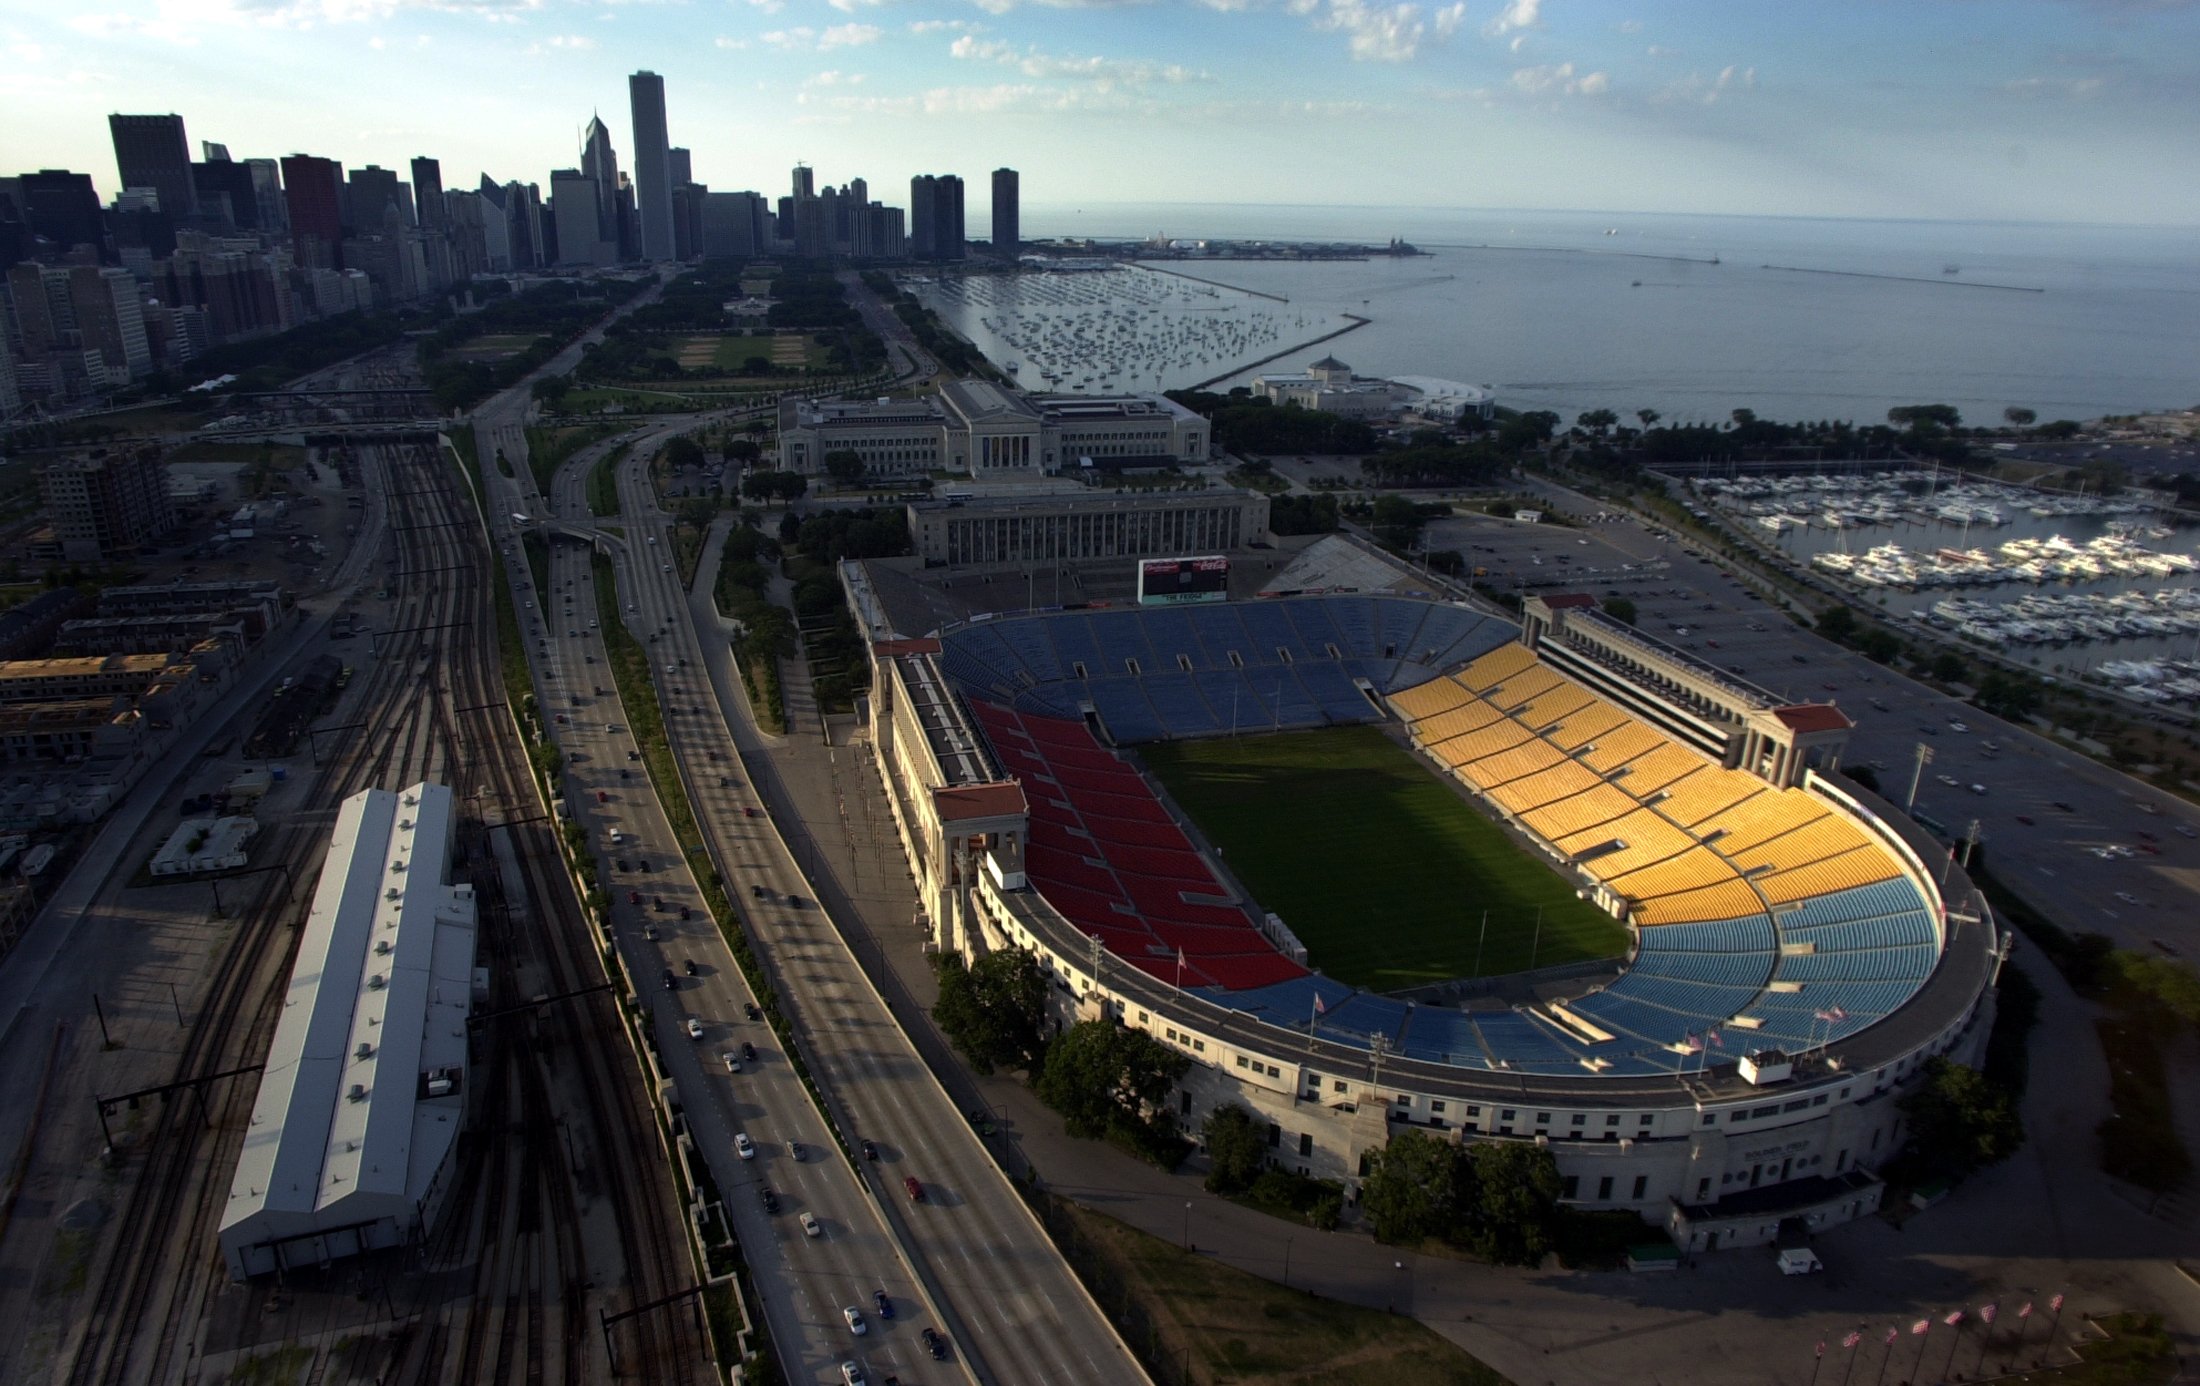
left=1183, top=1201, right=1193, bottom=1251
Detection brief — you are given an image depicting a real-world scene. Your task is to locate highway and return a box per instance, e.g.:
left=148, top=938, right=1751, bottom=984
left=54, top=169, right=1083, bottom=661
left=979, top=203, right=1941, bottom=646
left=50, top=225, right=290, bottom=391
left=592, top=443, right=1143, bottom=1386
left=477, top=400, right=1141, bottom=1381
left=482, top=450, right=946, bottom=1384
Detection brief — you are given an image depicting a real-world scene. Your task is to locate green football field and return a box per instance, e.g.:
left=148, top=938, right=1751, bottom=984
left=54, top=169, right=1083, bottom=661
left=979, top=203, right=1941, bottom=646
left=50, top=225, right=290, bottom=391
left=1140, top=725, right=1627, bottom=992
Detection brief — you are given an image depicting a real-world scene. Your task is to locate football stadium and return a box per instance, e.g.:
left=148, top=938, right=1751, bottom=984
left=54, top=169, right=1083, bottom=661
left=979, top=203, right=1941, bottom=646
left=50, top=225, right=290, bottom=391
left=849, top=562, right=2004, bottom=1251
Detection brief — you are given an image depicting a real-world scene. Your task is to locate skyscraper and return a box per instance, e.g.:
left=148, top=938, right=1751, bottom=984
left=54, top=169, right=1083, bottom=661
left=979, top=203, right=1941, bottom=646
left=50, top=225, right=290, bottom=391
left=628, top=71, right=674, bottom=262
left=347, top=165, right=405, bottom=231
left=280, top=154, right=346, bottom=268
left=411, top=156, right=446, bottom=231
left=245, top=159, right=286, bottom=231
left=909, top=175, right=936, bottom=260
left=17, top=171, right=107, bottom=256
left=792, top=164, right=814, bottom=201
left=579, top=115, right=623, bottom=258
left=992, top=167, right=1019, bottom=259
left=911, top=174, right=965, bottom=263
left=668, top=148, right=692, bottom=187
left=191, top=159, right=260, bottom=230
left=108, top=114, right=197, bottom=218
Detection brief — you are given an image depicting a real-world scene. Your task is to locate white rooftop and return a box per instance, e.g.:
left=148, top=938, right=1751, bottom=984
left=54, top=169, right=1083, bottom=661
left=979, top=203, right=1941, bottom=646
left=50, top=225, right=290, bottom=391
left=219, top=781, right=476, bottom=1276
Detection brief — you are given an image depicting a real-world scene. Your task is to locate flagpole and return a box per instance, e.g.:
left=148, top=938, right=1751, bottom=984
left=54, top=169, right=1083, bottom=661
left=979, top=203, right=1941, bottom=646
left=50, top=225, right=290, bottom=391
left=1939, top=1315, right=1965, bottom=1383
left=1975, top=1304, right=1998, bottom=1376
left=1871, top=1328, right=1896, bottom=1386
left=1809, top=1341, right=1825, bottom=1386
left=2047, top=1292, right=2066, bottom=1362
left=1910, top=1322, right=1932, bottom=1383
left=1839, top=1331, right=1861, bottom=1386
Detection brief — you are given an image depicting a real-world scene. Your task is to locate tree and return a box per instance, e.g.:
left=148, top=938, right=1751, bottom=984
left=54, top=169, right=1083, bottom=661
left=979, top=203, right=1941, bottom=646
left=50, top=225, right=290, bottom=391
left=1899, top=1057, right=2022, bottom=1179
left=1460, top=1142, right=1563, bottom=1267
left=659, top=435, right=705, bottom=471
left=2003, top=407, right=2036, bottom=431
left=1815, top=604, right=1861, bottom=643
left=1201, top=1104, right=1268, bottom=1195
left=1036, top=1020, right=1189, bottom=1143
left=1577, top=408, right=1618, bottom=437
left=823, top=449, right=868, bottom=485
left=725, top=437, right=762, bottom=464
left=930, top=950, right=1050, bottom=1074
left=1603, top=596, right=1637, bottom=627
left=1928, top=652, right=1968, bottom=683
left=532, top=374, right=572, bottom=406
left=1360, top=1129, right=1464, bottom=1245
left=1636, top=408, right=1661, bottom=430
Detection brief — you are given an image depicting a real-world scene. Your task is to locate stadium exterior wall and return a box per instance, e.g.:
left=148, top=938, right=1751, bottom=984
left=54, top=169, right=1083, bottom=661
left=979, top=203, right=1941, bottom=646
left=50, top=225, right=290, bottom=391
left=861, top=621, right=2000, bottom=1249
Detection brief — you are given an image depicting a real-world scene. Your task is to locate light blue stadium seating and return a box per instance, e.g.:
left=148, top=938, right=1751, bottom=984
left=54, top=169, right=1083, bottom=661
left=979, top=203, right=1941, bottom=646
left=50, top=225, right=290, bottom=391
left=1137, top=672, right=1224, bottom=737
left=1086, top=680, right=1166, bottom=742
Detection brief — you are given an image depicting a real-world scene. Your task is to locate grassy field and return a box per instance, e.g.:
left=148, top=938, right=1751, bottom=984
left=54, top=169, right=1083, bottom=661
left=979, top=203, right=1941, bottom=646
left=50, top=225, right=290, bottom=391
left=1142, top=726, right=1625, bottom=990
left=1062, top=1204, right=1509, bottom=1386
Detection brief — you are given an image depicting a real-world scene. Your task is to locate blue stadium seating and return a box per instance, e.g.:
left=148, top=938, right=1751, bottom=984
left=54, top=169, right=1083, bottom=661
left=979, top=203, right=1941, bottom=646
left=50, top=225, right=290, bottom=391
left=1138, top=672, right=1224, bottom=737
left=1046, top=616, right=1104, bottom=676
left=1092, top=612, right=1158, bottom=672
left=1086, top=680, right=1166, bottom=742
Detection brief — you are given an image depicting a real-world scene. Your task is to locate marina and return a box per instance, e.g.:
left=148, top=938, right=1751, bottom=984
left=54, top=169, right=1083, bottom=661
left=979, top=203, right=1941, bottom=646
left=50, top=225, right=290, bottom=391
left=903, top=264, right=1354, bottom=395
left=1697, top=470, right=2200, bottom=697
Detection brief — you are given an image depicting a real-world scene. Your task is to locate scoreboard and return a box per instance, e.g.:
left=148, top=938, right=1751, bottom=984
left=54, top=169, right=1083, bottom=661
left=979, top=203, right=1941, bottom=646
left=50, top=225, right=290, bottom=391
left=1136, top=556, right=1230, bottom=606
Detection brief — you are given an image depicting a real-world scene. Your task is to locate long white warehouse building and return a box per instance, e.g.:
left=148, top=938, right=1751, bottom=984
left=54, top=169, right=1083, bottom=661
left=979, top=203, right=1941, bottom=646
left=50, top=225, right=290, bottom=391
left=218, top=781, right=478, bottom=1280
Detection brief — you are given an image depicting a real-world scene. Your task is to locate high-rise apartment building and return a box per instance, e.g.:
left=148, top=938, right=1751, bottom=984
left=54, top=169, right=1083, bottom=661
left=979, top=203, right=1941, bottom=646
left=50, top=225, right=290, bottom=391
left=40, top=446, right=177, bottom=563
left=68, top=266, right=151, bottom=383
left=992, top=167, right=1019, bottom=259
left=792, top=164, right=814, bottom=201
left=910, top=174, right=965, bottom=263
left=701, top=191, right=765, bottom=259
left=910, top=176, right=935, bottom=260
left=0, top=348, right=20, bottom=419
left=668, top=148, right=692, bottom=187
left=108, top=114, right=197, bottom=219
left=550, top=170, right=615, bottom=267
left=201, top=141, right=230, bottom=163
left=281, top=155, right=345, bottom=268
left=410, top=157, right=446, bottom=231
left=628, top=71, right=674, bottom=262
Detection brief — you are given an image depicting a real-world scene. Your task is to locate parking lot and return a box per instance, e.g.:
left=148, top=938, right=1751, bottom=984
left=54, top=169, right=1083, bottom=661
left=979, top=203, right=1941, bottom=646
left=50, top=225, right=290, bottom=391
left=1429, top=481, right=2200, bottom=961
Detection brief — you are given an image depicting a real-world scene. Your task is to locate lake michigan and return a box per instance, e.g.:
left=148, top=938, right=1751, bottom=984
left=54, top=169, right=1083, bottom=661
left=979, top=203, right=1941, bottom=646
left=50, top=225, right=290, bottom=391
left=1009, top=202, right=2200, bottom=427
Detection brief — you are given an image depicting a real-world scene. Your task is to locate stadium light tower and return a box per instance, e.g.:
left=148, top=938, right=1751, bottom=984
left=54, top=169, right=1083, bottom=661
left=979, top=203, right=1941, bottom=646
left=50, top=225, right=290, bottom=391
left=1905, top=743, right=1934, bottom=812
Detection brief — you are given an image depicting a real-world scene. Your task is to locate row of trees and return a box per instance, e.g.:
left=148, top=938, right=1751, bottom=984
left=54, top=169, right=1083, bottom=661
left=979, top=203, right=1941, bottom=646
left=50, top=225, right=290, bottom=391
left=421, top=277, right=651, bottom=411
left=1358, top=1128, right=1568, bottom=1266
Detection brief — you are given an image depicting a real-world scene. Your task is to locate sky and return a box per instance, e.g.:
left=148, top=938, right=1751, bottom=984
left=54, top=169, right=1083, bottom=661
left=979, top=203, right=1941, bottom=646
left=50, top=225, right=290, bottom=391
left=3, top=0, right=2199, bottom=229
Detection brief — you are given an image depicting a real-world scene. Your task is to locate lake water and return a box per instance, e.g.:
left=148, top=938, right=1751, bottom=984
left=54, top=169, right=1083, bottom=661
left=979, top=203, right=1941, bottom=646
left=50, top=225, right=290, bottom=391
left=1000, top=203, right=2200, bottom=427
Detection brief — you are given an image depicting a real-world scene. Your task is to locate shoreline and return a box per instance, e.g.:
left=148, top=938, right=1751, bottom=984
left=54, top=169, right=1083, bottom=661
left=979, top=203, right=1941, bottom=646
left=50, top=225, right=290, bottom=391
left=1132, top=261, right=1294, bottom=304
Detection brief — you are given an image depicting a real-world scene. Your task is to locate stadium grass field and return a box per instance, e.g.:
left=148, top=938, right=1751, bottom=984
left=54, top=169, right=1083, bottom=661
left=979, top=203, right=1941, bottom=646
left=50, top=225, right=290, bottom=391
left=1141, top=725, right=1627, bottom=992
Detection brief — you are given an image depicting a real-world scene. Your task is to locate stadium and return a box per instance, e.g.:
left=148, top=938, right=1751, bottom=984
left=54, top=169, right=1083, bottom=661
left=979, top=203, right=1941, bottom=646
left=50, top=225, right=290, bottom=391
left=848, top=561, right=2005, bottom=1251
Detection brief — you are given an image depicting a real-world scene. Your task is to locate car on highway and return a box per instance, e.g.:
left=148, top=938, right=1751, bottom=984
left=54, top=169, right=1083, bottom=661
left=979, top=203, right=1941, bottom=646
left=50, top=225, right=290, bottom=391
left=799, top=1211, right=822, bottom=1238
left=860, top=1139, right=879, bottom=1161
left=1936, top=774, right=1959, bottom=787
left=839, top=1363, right=866, bottom=1386
left=903, top=1176, right=925, bottom=1203
left=2052, top=801, right=2076, bottom=812
left=757, top=1185, right=778, bottom=1212
left=2015, top=815, right=2035, bottom=826
left=872, top=1289, right=893, bottom=1319
left=617, top=857, right=632, bottom=872
left=2115, top=891, right=2141, bottom=905
left=734, top=1133, right=756, bottom=1160
left=684, top=1017, right=704, bottom=1040
left=744, top=1001, right=762, bottom=1021
left=790, top=1142, right=805, bottom=1162
left=629, top=890, right=643, bottom=905
left=842, top=1307, right=866, bottom=1336
left=2178, top=824, right=2198, bottom=839
left=1949, top=721, right=1969, bottom=733
left=751, top=884, right=768, bottom=899
left=660, top=967, right=675, bottom=990
left=920, top=1327, right=947, bottom=1360
left=722, top=1051, right=742, bottom=1072
left=741, top=1041, right=757, bottom=1062
left=683, top=957, right=699, bottom=976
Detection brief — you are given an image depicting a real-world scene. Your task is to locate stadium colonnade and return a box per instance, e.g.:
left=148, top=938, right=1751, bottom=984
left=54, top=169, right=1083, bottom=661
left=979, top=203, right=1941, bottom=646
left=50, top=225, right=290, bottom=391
left=850, top=573, right=2004, bottom=1251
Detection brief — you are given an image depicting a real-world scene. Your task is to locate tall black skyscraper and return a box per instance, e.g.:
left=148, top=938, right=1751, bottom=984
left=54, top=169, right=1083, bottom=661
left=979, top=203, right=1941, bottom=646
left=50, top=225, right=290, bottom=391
left=192, top=158, right=261, bottom=230
left=992, top=167, right=1019, bottom=259
left=912, top=174, right=965, bottom=263
left=347, top=165, right=405, bottom=231
left=108, top=113, right=197, bottom=218
left=628, top=71, right=674, bottom=261
left=411, top=156, right=446, bottom=231
left=18, top=171, right=107, bottom=256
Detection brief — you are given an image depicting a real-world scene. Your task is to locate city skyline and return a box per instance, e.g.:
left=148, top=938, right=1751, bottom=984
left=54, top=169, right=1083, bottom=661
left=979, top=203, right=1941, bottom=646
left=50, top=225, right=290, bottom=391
left=4, top=1, right=2198, bottom=227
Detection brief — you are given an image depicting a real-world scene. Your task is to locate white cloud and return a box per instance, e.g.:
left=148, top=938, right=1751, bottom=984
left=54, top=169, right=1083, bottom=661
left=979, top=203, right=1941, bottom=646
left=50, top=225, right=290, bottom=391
left=761, top=21, right=881, bottom=48
left=1509, top=60, right=1607, bottom=95
left=546, top=32, right=594, bottom=47
left=1433, top=2, right=1465, bottom=38
left=1308, top=0, right=1455, bottom=62
left=949, top=33, right=1208, bottom=83
left=826, top=0, right=891, bottom=10
left=908, top=17, right=979, bottom=31
left=808, top=68, right=865, bottom=84
left=1653, top=63, right=1754, bottom=105
left=742, top=0, right=785, bottom=12
left=1483, top=0, right=1538, bottom=38
left=64, top=0, right=543, bottom=37
left=2000, top=74, right=2104, bottom=99
left=713, top=32, right=747, bottom=46
left=1617, top=18, right=1640, bottom=34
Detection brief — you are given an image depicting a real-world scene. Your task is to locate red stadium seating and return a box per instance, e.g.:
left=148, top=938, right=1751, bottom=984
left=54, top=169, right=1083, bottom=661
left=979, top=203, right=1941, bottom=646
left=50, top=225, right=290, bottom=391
left=969, top=701, right=1306, bottom=993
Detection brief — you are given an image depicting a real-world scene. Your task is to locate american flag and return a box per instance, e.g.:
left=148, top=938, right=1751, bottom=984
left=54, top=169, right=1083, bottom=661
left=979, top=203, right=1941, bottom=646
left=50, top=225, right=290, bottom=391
left=2018, top=1302, right=2034, bottom=1320
left=1815, top=1341, right=1825, bottom=1359
left=1681, top=1030, right=1703, bottom=1054
left=1911, top=1319, right=1931, bottom=1336
left=2050, top=1293, right=2065, bottom=1313
left=1944, top=1310, right=1965, bottom=1328
left=1706, top=1027, right=1724, bottom=1048
left=1842, top=1331, right=1862, bottom=1349
left=1882, top=1327, right=1898, bottom=1347
left=1981, top=1304, right=1998, bottom=1325
left=1313, top=993, right=1326, bottom=1015
left=1826, top=1005, right=1848, bottom=1021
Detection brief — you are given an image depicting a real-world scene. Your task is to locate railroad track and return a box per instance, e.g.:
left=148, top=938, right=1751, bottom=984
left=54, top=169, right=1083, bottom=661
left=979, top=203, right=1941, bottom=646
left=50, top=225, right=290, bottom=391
left=61, top=422, right=702, bottom=1386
